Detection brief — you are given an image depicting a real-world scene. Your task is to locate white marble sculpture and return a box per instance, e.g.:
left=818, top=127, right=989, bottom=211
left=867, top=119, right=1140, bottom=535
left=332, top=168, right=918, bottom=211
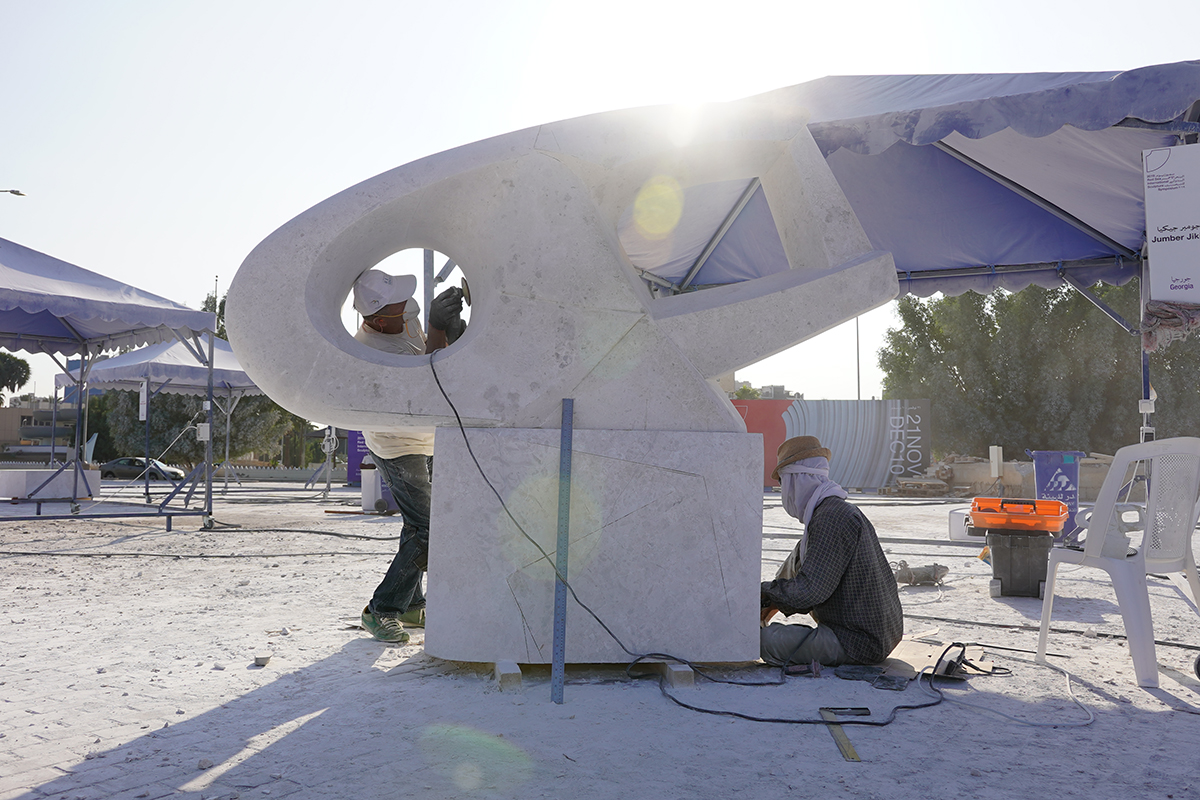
left=226, top=97, right=897, bottom=664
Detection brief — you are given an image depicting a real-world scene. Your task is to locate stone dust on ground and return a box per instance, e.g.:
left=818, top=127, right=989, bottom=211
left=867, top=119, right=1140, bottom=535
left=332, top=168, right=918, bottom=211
left=2, top=485, right=1199, bottom=800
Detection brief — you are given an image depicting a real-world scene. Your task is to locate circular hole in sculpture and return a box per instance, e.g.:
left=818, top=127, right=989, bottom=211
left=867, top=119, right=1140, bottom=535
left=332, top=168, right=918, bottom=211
left=341, top=248, right=472, bottom=345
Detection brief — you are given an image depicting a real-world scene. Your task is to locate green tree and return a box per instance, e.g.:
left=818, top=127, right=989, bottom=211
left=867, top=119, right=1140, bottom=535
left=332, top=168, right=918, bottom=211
left=878, top=280, right=1199, bottom=458
left=199, top=288, right=315, bottom=465
left=280, top=413, right=318, bottom=467
left=201, top=291, right=227, bottom=339
left=84, top=392, right=120, bottom=464
left=734, top=385, right=761, bottom=400
left=0, top=351, right=31, bottom=399
left=104, top=390, right=289, bottom=466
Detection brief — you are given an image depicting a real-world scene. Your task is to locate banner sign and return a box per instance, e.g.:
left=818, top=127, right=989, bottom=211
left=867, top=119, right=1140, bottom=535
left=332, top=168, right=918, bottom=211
left=1144, top=143, right=1200, bottom=303
left=347, top=430, right=369, bottom=486
left=1031, top=450, right=1086, bottom=540
left=778, top=398, right=931, bottom=490
left=886, top=399, right=931, bottom=484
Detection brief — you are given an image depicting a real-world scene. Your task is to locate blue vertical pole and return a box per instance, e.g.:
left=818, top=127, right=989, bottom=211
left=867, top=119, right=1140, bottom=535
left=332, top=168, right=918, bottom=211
left=550, top=398, right=574, bottom=704
left=205, top=335, right=214, bottom=524
left=144, top=378, right=152, bottom=502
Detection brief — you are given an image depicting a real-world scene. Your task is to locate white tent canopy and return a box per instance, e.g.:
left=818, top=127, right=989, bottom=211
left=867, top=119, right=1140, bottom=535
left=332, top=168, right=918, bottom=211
left=0, top=236, right=214, bottom=357
left=0, top=235, right=216, bottom=516
left=55, top=335, right=263, bottom=495
left=55, top=335, right=260, bottom=397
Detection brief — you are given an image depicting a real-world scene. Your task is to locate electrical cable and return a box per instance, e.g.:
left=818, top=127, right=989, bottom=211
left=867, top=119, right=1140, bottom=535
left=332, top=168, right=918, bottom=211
left=216, top=527, right=400, bottom=541
left=897, top=583, right=947, bottom=607
left=767, top=499, right=967, bottom=509
left=903, top=611, right=1200, bottom=652
left=625, top=651, right=950, bottom=725
left=917, top=645, right=1095, bottom=728
left=0, top=526, right=407, bottom=560
left=0, top=550, right=380, bottom=559
left=428, top=353, right=639, bottom=659
left=77, top=412, right=206, bottom=514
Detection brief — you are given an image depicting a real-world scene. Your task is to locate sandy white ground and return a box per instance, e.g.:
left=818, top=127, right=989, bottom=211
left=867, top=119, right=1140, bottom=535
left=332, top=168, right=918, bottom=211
left=2, top=483, right=1199, bottom=800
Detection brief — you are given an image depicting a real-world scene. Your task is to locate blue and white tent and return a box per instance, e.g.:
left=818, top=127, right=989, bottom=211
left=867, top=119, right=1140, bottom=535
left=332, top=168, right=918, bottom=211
left=622, top=60, right=1200, bottom=298
left=0, top=236, right=216, bottom=512
left=0, top=236, right=214, bottom=357
left=55, top=335, right=260, bottom=399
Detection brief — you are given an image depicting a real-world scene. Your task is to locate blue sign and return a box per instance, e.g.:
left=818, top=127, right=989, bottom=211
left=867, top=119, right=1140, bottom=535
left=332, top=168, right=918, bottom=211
left=347, top=431, right=370, bottom=486
left=1031, top=450, right=1086, bottom=539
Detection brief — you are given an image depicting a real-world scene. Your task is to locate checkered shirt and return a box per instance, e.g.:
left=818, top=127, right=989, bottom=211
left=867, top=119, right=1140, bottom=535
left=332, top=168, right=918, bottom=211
left=761, top=497, right=904, bottom=663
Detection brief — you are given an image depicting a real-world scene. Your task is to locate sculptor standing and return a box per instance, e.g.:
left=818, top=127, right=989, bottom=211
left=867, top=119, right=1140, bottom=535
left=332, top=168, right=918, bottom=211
left=352, top=269, right=464, bottom=643
left=760, top=436, right=903, bottom=667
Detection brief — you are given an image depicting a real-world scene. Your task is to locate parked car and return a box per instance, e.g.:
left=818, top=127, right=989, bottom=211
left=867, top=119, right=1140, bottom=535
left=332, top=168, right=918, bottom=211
left=99, top=457, right=185, bottom=481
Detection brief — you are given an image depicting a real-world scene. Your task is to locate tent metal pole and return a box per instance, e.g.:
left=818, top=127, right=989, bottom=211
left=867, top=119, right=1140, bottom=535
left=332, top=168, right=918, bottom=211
left=144, top=378, right=152, bottom=501
left=49, top=387, right=57, bottom=466
left=224, top=394, right=231, bottom=494
left=221, top=391, right=242, bottom=494
left=898, top=256, right=1137, bottom=290
left=679, top=177, right=761, bottom=292
left=637, top=268, right=677, bottom=291
left=71, top=353, right=88, bottom=509
left=932, top=141, right=1138, bottom=259
left=1114, top=117, right=1200, bottom=136
left=170, top=329, right=207, bottom=365
left=1059, top=270, right=1139, bottom=335
left=434, top=257, right=457, bottom=285
left=205, top=336, right=214, bottom=525
left=424, top=249, right=435, bottom=333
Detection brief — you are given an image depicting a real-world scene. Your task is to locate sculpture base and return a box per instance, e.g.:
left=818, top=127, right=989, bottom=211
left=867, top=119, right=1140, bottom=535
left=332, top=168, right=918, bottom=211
left=425, top=428, right=763, bottom=664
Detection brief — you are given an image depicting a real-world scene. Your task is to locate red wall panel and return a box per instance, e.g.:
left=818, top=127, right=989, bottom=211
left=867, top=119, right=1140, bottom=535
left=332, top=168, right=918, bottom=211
left=731, top=399, right=795, bottom=488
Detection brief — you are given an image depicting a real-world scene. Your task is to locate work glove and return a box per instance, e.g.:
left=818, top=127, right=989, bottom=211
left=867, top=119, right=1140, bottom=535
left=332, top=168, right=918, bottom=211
left=428, top=287, right=464, bottom=332
left=444, top=316, right=467, bottom=344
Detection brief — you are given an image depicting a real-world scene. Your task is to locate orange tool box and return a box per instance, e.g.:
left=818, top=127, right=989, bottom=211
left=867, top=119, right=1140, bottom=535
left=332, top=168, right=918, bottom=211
left=968, top=497, right=1068, bottom=534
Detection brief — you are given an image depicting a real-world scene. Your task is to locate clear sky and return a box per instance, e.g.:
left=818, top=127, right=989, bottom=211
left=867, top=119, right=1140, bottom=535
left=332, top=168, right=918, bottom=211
left=3, top=1, right=1198, bottom=404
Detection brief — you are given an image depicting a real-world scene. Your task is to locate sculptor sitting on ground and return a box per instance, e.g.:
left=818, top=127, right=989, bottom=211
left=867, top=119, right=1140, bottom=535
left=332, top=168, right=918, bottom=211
left=760, top=436, right=903, bottom=667
left=351, top=268, right=466, bottom=644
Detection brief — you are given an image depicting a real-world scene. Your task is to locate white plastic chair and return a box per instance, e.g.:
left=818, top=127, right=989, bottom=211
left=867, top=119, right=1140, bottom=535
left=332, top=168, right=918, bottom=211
left=1036, top=437, right=1200, bottom=688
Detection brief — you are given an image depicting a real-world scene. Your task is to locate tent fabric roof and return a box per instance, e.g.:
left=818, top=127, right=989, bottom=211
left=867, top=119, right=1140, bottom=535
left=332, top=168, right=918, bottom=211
left=54, top=335, right=260, bottom=397
left=783, top=63, right=1200, bottom=153
left=0, top=236, right=215, bottom=356
left=624, top=61, right=1200, bottom=297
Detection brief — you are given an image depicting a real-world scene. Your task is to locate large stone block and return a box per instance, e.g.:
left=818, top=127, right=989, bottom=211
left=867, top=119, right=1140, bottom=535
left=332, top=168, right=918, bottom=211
left=424, top=428, right=762, bottom=664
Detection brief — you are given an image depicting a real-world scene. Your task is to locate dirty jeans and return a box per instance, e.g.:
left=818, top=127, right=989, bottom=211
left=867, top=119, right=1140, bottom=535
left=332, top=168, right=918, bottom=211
left=759, top=539, right=849, bottom=667
left=368, top=452, right=432, bottom=618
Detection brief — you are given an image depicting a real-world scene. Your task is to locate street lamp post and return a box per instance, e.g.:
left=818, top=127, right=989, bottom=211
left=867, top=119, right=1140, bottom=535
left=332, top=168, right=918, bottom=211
left=3, top=189, right=26, bottom=196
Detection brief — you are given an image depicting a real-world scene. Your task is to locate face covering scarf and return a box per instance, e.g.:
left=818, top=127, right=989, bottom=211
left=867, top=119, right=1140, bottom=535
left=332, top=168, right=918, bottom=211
left=778, top=456, right=848, bottom=567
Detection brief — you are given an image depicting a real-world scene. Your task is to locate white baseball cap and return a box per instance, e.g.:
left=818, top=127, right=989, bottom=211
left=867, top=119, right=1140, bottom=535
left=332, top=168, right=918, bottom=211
left=352, top=270, right=417, bottom=316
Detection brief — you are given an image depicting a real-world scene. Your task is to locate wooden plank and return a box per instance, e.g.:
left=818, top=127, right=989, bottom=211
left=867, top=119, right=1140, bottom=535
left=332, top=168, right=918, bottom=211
left=819, top=708, right=865, bottom=762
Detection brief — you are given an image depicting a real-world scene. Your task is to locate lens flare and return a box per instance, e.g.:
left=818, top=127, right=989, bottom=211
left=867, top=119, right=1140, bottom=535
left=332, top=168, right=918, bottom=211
left=419, top=724, right=532, bottom=792
left=498, top=472, right=602, bottom=581
left=632, top=175, right=684, bottom=240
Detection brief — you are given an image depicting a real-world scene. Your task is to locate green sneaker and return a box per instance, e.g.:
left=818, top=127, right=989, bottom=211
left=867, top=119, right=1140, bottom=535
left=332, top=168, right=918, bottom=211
left=361, top=606, right=410, bottom=643
left=398, top=607, right=426, bottom=628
